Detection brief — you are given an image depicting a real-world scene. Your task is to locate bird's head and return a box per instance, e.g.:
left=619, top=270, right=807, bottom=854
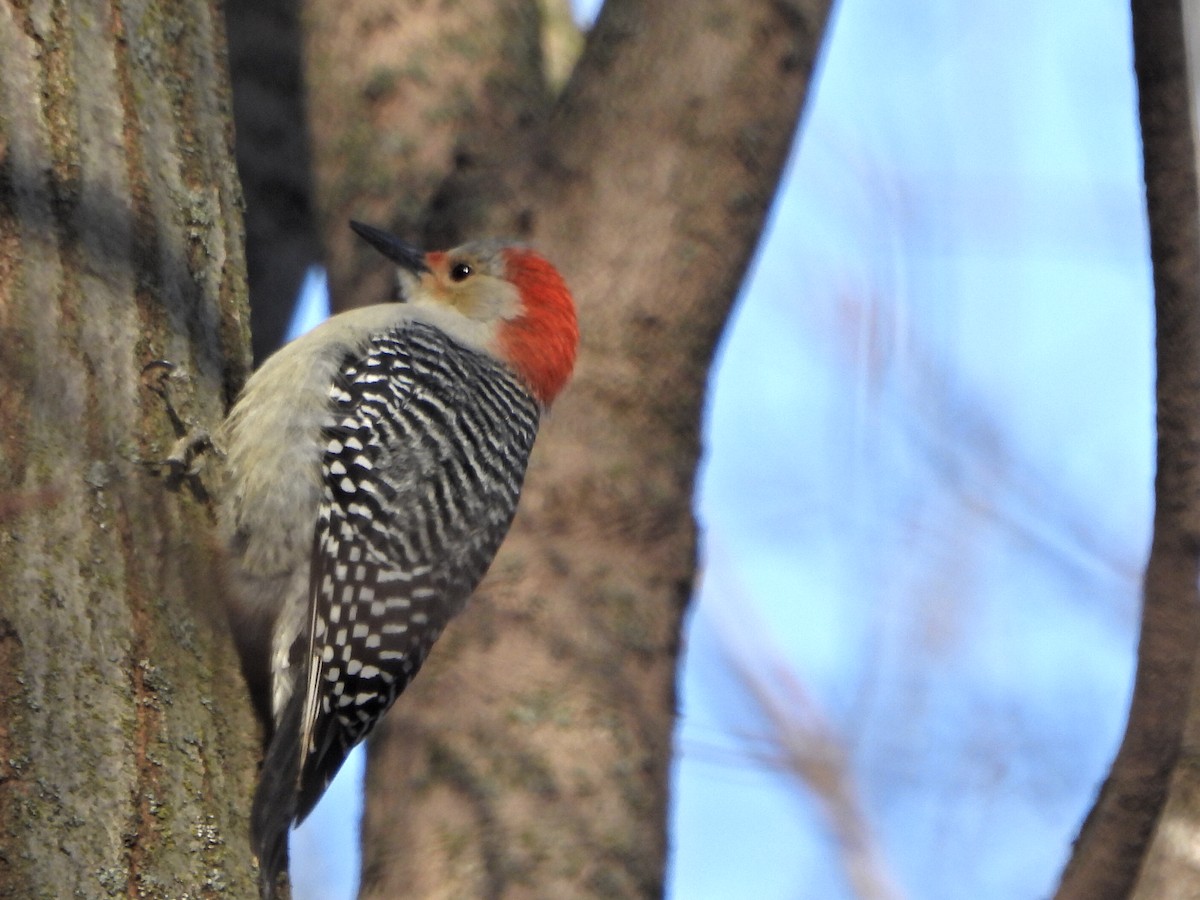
left=351, top=221, right=578, bottom=406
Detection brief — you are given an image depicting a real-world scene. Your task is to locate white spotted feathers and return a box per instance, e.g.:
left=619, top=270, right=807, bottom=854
left=294, top=321, right=539, bottom=818
left=229, top=226, right=577, bottom=900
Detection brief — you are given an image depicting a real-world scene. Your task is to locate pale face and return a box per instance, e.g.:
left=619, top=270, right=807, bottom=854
left=398, top=242, right=524, bottom=325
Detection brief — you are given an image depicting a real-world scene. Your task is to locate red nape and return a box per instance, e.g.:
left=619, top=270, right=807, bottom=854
left=499, top=248, right=579, bottom=406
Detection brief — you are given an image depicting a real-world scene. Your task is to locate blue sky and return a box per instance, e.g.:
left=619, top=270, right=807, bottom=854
left=672, top=0, right=1150, bottom=897
left=288, top=1, right=1154, bottom=897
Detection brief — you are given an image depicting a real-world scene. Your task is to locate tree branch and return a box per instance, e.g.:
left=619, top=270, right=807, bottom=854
left=1056, top=1, right=1200, bottom=895
left=351, top=0, right=834, bottom=896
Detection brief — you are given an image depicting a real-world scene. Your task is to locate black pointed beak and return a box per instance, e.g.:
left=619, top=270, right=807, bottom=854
left=349, top=221, right=430, bottom=274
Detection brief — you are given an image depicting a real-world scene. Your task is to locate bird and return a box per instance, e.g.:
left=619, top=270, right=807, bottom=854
left=213, top=221, right=578, bottom=898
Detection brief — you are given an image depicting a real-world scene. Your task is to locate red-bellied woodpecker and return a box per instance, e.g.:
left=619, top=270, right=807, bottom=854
left=217, top=222, right=578, bottom=898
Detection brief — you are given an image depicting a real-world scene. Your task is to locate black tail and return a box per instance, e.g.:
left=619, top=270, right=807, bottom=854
left=251, top=689, right=304, bottom=900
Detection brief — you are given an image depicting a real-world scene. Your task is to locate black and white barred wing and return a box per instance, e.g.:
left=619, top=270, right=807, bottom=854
left=295, top=324, right=540, bottom=820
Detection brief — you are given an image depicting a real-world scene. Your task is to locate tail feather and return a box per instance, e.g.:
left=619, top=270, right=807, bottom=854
left=251, top=689, right=304, bottom=900
left=295, top=714, right=354, bottom=826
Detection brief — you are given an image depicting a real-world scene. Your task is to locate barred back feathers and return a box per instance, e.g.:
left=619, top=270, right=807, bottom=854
left=221, top=226, right=577, bottom=900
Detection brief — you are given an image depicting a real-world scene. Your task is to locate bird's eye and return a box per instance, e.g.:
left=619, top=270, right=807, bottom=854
left=450, top=262, right=473, bottom=282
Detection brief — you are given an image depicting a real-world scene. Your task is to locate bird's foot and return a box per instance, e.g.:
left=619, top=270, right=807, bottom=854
left=140, top=359, right=216, bottom=499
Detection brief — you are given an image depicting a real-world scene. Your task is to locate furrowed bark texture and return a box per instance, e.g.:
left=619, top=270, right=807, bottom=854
left=0, top=1, right=257, bottom=895
left=1056, top=1, right=1200, bottom=897
left=299, top=0, right=833, bottom=896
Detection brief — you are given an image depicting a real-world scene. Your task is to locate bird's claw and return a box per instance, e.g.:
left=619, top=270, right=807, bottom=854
left=140, top=359, right=214, bottom=500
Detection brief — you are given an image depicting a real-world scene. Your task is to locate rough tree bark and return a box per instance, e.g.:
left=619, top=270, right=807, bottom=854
left=1056, top=1, right=1200, bottom=897
left=0, top=1, right=257, bottom=896
left=291, top=0, right=833, bottom=896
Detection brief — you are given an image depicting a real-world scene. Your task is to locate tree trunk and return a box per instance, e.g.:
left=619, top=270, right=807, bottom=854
left=1056, top=0, right=1200, bottom=897
left=0, top=1, right=257, bottom=895
left=299, top=0, right=833, bottom=896
left=302, top=0, right=551, bottom=318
